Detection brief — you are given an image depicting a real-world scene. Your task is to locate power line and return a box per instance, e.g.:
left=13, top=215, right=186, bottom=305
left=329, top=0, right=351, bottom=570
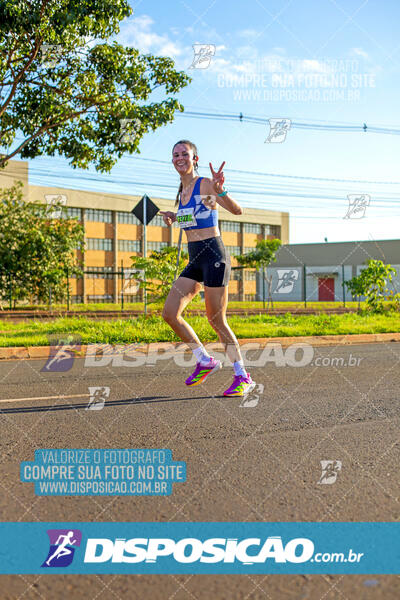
left=10, top=151, right=399, bottom=209
left=3, top=138, right=400, bottom=216
left=5, top=135, right=400, bottom=186
left=176, top=110, right=400, bottom=137
left=26, top=165, right=400, bottom=212
left=130, top=156, right=400, bottom=186
left=26, top=162, right=399, bottom=200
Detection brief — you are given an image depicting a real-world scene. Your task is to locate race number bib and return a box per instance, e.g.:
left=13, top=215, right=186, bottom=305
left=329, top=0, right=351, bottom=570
left=176, top=207, right=197, bottom=229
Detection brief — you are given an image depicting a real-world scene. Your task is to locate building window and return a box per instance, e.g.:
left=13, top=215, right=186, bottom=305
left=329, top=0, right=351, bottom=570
left=149, top=214, right=165, bottom=227
left=245, top=294, right=256, bottom=301
left=244, top=223, right=262, bottom=234
left=225, top=245, right=241, bottom=256
left=86, top=266, right=114, bottom=279
left=117, top=211, right=140, bottom=225
left=118, top=294, right=141, bottom=302
left=243, top=246, right=256, bottom=254
left=60, top=207, right=81, bottom=220
left=86, top=295, right=114, bottom=303
left=118, top=239, right=140, bottom=253
left=265, top=225, right=281, bottom=237
left=230, top=268, right=242, bottom=280
left=244, top=270, right=257, bottom=280
left=86, top=238, right=113, bottom=251
left=86, top=208, right=113, bottom=223
left=220, top=220, right=241, bottom=232
left=148, top=241, right=169, bottom=252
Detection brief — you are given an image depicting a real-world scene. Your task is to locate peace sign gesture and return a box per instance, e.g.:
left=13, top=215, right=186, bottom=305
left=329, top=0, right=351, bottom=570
left=209, top=161, right=226, bottom=194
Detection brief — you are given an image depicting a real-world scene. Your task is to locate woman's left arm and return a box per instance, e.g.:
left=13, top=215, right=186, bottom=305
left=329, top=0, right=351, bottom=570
left=203, top=162, right=243, bottom=215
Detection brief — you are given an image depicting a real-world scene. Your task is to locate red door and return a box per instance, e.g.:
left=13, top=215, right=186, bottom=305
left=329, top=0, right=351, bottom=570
left=318, top=277, right=335, bottom=301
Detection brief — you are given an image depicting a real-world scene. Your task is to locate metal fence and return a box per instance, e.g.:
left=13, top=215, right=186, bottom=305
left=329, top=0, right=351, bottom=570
left=2, top=267, right=144, bottom=311
left=3, top=263, right=399, bottom=311
left=255, top=263, right=400, bottom=307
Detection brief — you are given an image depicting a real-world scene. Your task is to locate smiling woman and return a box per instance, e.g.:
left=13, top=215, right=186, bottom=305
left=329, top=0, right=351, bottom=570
left=158, top=139, right=255, bottom=398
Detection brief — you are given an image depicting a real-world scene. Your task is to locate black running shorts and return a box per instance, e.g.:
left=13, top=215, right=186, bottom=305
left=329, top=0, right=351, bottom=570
left=178, top=236, right=231, bottom=287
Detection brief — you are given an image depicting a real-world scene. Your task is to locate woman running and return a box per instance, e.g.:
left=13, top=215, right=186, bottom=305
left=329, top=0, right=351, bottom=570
left=160, top=140, right=255, bottom=397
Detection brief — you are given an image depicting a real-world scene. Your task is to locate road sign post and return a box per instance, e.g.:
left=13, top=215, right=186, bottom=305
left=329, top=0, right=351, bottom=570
left=131, top=195, right=160, bottom=316
left=143, top=199, right=147, bottom=314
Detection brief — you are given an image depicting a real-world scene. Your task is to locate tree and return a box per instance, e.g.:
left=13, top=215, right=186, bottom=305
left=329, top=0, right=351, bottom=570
left=235, top=238, right=282, bottom=309
left=345, top=259, right=400, bottom=312
left=0, top=182, right=84, bottom=305
left=0, top=0, right=190, bottom=171
left=344, top=273, right=364, bottom=311
left=130, top=246, right=190, bottom=304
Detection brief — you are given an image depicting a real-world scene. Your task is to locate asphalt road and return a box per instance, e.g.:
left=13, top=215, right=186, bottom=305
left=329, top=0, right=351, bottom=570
left=0, top=342, right=399, bottom=599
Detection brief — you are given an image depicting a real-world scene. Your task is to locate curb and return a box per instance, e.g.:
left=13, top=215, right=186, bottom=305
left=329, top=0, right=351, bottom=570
left=1, top=332, right=400, bottom=361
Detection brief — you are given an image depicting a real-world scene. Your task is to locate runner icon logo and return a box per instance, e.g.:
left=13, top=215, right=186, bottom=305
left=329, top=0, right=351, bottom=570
left=317, top=460, right=342, bottom=485
left=344, top=194, right=370, bottom=219
left=44, top=193, right=67, bottom=219
left=41, top=529, right=82, bottom=568
left=189, top=44, right=216, bottom=69
left=265, top=118, right=291, bottom=143
left=41, top=335, right=81, bottom=373
left=86, top=386, right=110, bottom=410
left=240, top=383, right=264, bottom=408
left=274, top=269, right=299, bottom=294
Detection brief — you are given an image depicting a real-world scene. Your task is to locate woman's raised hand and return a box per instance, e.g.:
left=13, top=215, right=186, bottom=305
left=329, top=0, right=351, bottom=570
left=159, top=211, right=176, bottom=226
left=209, top=161, right=226, bottom=194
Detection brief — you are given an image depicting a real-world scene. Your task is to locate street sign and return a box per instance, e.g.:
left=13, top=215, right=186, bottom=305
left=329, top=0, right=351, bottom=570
left=131, top=194, right=159, bottom=225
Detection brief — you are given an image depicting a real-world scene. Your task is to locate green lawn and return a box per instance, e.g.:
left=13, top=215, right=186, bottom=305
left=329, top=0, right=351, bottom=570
left=1, top=311, right=399, bottom=347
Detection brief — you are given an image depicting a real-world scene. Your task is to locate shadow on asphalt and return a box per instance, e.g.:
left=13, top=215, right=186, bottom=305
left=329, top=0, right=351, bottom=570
left=0, top=394, right=226, bottom=414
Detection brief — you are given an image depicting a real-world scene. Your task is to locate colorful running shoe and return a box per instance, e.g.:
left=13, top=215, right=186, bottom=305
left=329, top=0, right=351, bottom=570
left=185, top=357, right=222, bottom=386
left=223, top=373, right=256, bottom=397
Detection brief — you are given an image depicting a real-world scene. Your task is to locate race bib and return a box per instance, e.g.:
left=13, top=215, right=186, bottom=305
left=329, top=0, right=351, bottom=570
left=176, top=207, right=197, bottom=229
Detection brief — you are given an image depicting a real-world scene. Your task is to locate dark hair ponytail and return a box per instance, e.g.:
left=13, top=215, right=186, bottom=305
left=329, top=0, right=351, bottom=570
left=175, top=181, right=183, bottom=206
left=173, top=140, right=199, bottom=206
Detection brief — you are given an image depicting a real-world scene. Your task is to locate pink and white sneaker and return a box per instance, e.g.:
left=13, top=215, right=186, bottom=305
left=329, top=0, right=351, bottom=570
left=185, top=357, right=222, bottom=386
left=223, top=372, right=256, bottom=397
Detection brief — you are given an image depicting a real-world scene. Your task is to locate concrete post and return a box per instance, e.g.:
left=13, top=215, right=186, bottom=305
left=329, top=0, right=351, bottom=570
left=239, top=221, right=245, bottom=301
left=112, top=211, right=118, bottom=303
left=82, top=208, right=87, bottom=304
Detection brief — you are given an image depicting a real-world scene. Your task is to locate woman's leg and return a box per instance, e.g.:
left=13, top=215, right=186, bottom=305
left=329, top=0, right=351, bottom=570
left=204, top=285, right=256, bottom=397
left=162, top=276, right=203, bottom=345
left=163, top=277, right=219, bottom=373
left=203, top=285, right=243, bottom=364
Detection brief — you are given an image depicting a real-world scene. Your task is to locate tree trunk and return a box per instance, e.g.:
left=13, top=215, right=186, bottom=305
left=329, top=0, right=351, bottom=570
left=267, top=272, right=274, bottom=309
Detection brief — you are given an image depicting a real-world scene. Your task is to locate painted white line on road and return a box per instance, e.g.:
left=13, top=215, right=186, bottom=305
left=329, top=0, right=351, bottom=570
left=0, top=394, right=90, bottom=405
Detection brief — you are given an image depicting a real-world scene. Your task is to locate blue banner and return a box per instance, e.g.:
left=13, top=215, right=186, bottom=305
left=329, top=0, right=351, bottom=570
left=0, top=522, right=398, bottom=574
left=20, top=449, right=186, bottom=496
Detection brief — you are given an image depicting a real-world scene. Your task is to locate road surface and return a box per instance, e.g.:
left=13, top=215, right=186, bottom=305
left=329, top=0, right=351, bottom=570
left=0, top=342, right=399, bottom=598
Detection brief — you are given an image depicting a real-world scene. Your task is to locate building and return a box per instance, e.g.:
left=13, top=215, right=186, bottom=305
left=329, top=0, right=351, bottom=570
left=261, top=239, right=400, bottom=302
left=1, top=160, right=289, bottom=302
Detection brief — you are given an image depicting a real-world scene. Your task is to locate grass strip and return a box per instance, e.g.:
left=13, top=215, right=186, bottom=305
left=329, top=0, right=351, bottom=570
left=0, top=311, right=399, bottom=347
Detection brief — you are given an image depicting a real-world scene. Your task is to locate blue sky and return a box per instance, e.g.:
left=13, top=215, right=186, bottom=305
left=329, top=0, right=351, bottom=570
left=6, top=0, right=400, bottom=243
